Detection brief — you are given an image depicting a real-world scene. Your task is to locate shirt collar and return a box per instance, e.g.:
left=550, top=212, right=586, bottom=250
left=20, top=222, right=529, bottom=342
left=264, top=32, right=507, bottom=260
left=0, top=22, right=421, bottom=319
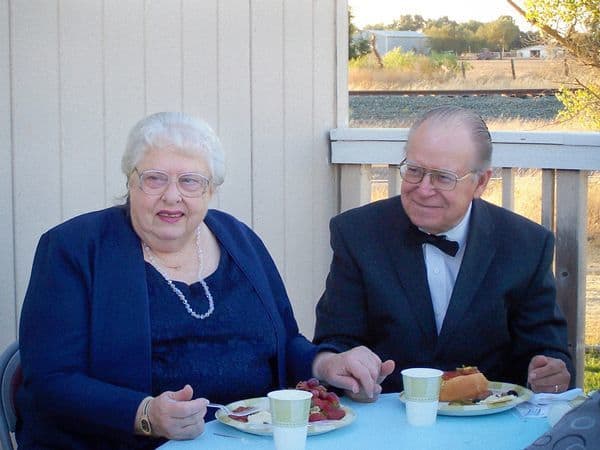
left=441, top=202, right=472, bottom=250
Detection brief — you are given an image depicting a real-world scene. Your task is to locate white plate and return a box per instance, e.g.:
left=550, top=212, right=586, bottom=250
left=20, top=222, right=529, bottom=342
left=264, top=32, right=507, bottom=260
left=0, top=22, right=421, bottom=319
left=215, top=396, right=356, bottom=436
left=399, top=381, right=533, bottom=416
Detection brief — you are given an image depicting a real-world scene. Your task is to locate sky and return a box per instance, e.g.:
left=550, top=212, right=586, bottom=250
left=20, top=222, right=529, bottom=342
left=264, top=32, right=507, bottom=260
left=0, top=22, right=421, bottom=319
left=348, top=0, right=533, bottom=31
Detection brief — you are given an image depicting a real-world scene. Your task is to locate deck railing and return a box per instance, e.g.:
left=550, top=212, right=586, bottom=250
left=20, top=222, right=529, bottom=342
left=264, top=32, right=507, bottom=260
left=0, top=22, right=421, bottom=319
left=331, top=128, right=600, bottom=387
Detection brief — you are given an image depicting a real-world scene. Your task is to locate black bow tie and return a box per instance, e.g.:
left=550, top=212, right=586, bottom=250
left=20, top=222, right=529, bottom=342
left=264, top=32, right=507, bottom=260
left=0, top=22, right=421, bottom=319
left=409, top=226, right=459, bottom=257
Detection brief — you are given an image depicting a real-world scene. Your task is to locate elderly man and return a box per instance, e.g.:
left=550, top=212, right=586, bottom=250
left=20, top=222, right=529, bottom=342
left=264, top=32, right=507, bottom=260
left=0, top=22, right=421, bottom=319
left=314, top=106, right=574, bottom=394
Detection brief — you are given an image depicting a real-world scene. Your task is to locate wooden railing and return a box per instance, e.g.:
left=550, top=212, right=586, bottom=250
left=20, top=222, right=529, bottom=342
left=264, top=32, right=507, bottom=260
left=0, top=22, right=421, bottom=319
left=330, top=128, right=600, bottom=387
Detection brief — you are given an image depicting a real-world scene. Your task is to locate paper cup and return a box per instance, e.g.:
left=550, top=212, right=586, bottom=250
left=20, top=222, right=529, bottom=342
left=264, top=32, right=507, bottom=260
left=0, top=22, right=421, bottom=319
left=268, top=389, right=312, bottom=450
left=401, top=368, right=443, bottom=426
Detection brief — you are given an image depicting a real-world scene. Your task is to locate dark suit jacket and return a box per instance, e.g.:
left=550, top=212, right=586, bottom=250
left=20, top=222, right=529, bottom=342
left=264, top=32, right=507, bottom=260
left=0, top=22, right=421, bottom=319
left=314, top=196, right=574, bottom=392
left=17, top=206, right=319, bottom=449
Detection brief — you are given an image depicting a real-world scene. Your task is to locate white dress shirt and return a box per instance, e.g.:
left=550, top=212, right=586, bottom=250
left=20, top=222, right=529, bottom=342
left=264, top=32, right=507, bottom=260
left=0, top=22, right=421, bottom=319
left=421, top=203, right=472, bottom=334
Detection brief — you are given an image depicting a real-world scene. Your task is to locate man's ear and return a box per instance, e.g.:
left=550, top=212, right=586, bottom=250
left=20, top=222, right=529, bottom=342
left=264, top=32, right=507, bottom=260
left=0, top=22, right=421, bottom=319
left=473, top=168, right=492, bottom=199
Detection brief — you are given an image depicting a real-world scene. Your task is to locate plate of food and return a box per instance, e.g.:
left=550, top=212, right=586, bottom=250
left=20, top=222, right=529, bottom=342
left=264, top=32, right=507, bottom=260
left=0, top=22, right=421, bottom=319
left=216, top=379, right=356, bottom=436
left=399, top=366, right=533, bottom=417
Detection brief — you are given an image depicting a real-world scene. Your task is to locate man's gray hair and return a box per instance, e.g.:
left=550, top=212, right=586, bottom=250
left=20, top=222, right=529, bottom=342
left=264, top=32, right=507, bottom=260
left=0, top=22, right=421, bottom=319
left=407, top=106, right=492, bottom=170
left=121, top=111, right=225, bottom=186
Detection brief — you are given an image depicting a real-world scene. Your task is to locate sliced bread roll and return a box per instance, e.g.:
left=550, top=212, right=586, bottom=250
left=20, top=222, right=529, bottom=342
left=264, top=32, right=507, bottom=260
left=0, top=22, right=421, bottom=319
left=439, top=367, right=490, bottom=402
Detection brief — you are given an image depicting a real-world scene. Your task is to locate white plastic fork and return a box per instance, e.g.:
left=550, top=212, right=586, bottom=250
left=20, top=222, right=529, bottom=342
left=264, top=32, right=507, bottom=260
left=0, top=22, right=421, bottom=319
left=207, top=403, right=261, bottom=417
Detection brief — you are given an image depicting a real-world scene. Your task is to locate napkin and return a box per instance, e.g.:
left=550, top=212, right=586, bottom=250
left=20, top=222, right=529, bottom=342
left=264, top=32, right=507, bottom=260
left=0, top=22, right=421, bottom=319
left=515, top=388, right=586, bottom=419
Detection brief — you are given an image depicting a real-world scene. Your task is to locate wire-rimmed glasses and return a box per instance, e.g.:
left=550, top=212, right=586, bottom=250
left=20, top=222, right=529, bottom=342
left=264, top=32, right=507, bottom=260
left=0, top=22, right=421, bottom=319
left=394, top=159, right=476, bottom=191
left=133, top=168, right=211, bottom=197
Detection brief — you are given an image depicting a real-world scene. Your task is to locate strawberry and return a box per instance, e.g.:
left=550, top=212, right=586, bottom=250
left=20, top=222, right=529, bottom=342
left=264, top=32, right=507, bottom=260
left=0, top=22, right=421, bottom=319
left=312, top=397, right=330, bottom=410
left=325, top=391, right=340, bottom=406
left=295, top=378, right=345, bottom=422
left=324, top=407, right=345, bottom=420
left=309, top=412, right=327, bottom=422
left=307, top=378, right=320, bottom=388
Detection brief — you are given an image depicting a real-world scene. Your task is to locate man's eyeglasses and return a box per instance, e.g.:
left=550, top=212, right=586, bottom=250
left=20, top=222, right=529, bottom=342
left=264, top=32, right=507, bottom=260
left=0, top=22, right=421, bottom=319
left=132, top=168, right=211, bottom=197
left=395, top=159, right=477, bottom=191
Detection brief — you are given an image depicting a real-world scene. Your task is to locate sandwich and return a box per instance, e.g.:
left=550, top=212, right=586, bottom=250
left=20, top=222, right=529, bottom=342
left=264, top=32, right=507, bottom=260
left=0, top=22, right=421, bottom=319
left=439, top=366, right=490, bottom=402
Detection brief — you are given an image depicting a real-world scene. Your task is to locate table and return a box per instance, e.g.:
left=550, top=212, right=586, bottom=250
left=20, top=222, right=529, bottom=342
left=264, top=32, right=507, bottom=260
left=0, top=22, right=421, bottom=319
left=158, top=393, right=550, bottom=450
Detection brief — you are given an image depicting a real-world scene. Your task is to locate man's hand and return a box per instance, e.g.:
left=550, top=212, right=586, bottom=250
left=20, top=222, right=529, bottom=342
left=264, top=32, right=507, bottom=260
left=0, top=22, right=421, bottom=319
left=527, top=355, right=571, bottom=393
left=147, top=384, right=209, bottom=440
left=312, top=346, right=395, bottom=402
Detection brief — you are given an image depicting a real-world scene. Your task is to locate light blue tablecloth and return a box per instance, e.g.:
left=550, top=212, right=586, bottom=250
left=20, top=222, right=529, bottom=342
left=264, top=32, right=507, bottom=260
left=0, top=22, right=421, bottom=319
left=158, top=393, right=550, bottom=450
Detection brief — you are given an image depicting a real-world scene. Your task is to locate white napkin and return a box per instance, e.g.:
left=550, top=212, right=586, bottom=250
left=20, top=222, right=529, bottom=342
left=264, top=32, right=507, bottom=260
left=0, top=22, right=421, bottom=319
left=515, top=388, right=585, bottom=419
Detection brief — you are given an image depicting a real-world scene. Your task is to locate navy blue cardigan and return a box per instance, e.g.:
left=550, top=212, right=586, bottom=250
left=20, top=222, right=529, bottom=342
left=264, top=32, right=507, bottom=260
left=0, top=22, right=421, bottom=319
left=17, top=206, right=319, bottom=449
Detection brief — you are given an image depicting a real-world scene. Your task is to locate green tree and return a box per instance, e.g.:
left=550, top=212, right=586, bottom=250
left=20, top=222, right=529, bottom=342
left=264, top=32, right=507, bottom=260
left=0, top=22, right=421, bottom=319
left=424, top=18, right=470, bottom=54
left=462, top=20, right=485, bottom=34
left=362, top=22, right=387, bottom=30
left=477, top=16, right=520, bottom=53
left=348, top=7, right=370, bottom=60
left=387, top=15, right=426, bottom=31
left=507, top=0, right=600, bottom=129
left=459, top=21, right=487, bottom=53
left=517, top=29, right=542, bottom=48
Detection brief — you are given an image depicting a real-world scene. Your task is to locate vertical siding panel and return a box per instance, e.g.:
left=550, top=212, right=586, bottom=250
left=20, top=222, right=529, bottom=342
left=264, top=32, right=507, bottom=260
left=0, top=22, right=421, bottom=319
left=11, top=0, right=61, bottom=318
left=251, top=1, right=285, bottom=267
left=217, top=1, right=252, bottom=223
left=336, top=0, right=348, bottom=127
left=283, top=0, right=315, bottom=335
left=145, top=0, right=183, bottom=112
left=0, top=0, right=16, bottom=345
left=104, top=0, right=145, bottom=201
left=182, top=0, right=218, bottom=126
left=182, top=0, right=221, bottom=210
left=310, top=0, right=340, bottom=337
left=59, top=0, right=105, bottom=218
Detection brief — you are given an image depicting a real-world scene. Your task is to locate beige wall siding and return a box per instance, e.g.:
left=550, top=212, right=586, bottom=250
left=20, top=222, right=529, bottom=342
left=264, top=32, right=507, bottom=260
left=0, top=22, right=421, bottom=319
left=1, top=0, right=16, bottom=345
left=1, top=0, right=346, bottom=349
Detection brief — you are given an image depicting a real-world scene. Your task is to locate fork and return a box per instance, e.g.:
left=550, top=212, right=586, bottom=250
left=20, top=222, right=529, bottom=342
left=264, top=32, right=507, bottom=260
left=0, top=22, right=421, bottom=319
left=207, top=403, right=261, bottom=417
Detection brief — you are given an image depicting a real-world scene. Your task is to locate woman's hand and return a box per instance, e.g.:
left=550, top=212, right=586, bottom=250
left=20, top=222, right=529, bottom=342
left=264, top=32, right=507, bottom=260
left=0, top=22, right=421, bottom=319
left=312, top=346, right=395, bottom=403
left=143, top=384, right=209, bottom=440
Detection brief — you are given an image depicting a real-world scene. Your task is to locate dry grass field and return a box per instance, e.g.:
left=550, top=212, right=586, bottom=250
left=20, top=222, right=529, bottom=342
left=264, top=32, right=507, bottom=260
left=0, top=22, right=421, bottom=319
left=349, top=58, right=579, bottom=91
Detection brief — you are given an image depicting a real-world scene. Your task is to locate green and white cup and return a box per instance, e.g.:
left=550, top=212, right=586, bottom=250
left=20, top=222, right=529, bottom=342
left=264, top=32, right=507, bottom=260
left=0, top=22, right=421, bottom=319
left=401, top=368, right=443, bottom=426
left=268, top=389, right=312, bottom=450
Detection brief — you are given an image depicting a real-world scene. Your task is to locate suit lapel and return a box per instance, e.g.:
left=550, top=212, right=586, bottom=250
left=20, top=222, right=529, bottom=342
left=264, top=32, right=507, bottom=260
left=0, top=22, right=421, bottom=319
left=384, top=198, right=438, bottom=344
left=437, top=200, right=496, bottom=345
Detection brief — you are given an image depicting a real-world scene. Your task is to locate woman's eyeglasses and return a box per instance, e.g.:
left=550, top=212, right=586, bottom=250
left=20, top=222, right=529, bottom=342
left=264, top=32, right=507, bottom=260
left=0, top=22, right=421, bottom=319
left=132, top=168, right=211, bottom=197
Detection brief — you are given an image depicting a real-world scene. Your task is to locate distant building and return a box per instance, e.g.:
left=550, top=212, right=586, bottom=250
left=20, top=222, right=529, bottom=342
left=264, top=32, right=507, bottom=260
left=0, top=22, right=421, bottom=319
left=358, top=30, right=429, bottom=55
left=516, top=45, right=564, bottom=59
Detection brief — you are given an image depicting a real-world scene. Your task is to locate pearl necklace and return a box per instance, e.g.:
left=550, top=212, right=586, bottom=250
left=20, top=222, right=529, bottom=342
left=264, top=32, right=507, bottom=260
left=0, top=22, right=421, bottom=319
left=143, top=227, right=214, bottom=320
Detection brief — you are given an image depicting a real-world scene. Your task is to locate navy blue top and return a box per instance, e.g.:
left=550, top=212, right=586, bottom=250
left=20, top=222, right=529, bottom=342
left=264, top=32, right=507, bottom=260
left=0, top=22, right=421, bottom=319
left=17, top=206, right=322, bottom=450
left=148, top=244, right=277, bottom=420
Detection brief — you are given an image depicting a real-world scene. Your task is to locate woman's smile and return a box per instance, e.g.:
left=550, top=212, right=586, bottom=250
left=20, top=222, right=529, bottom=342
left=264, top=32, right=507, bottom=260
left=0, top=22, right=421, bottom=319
left=157, top=209, right=185, bottom=223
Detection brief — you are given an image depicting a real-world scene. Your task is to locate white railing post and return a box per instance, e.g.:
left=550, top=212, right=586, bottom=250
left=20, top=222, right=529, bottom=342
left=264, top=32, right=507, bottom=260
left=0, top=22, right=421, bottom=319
left=555, top=170, right=588, bottom=387
left=388, top=165, right=402, bottom=197
left=339, top=164, right=372, bottom=213
left=541, top=169, right=556, bottom=231
left=501, top=168, right=515, bottom=211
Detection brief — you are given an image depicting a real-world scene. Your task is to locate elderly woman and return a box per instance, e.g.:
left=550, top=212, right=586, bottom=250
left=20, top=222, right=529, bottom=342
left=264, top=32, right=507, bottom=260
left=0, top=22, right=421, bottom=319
left=16, top=112, right=394, bottom=449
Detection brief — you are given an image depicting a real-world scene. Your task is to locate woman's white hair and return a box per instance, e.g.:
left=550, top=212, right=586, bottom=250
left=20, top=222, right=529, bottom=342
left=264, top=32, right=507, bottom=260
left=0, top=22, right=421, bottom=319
left=121, top=112, right=225, bottom=187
